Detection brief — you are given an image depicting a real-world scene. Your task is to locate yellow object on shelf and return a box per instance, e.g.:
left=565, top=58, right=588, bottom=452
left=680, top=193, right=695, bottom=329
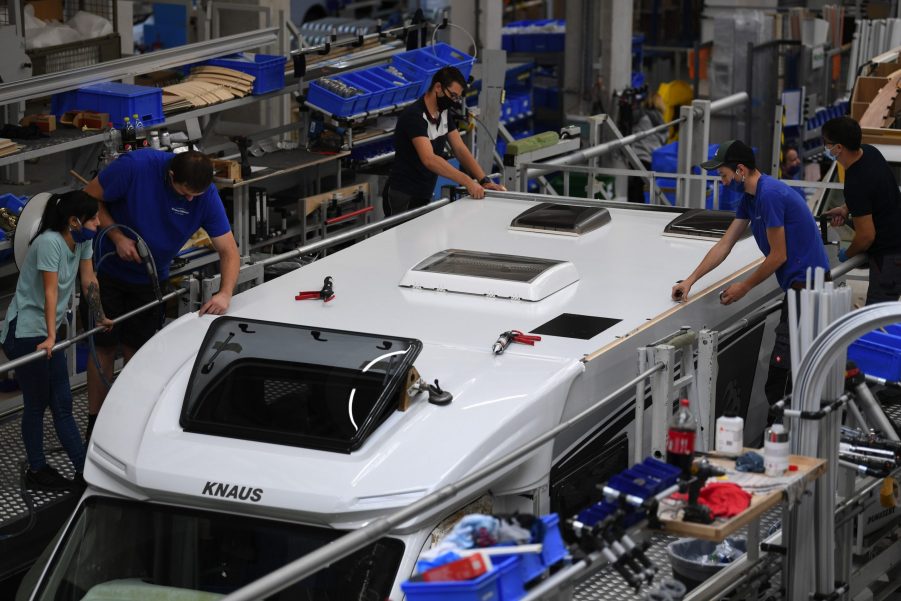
left=657, top=80, right=694, bottom=142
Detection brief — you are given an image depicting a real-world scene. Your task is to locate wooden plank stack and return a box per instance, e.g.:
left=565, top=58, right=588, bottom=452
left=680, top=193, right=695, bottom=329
left=0, top=138, right=23, bottom=158
left=162, top=66, right=255, bottom=113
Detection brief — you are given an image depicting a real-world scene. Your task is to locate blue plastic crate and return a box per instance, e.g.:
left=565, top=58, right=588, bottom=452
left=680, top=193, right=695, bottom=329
left=307, top=79, right=371, bottom=117
left=638, top=457, right=681, bottom=489
left=0, top=193, right=26, bottom=215
left=338, top=72, right=385, bottom=111
left=402, top=555, right=520, bottom=601
left=427, top=42, right=475, bottom=80
left=392, top=49, right=447, bottom=96
left=508, top=19, right=565, bottom=52
left=849, top=337, right=901, bottom=380
left=51, top=82, right=164, bottom=128
left=206, top=53, right=287, bottom=95
left=537, top=513, right=567, bottom=567
left=366, top=66, right=417, bottom=106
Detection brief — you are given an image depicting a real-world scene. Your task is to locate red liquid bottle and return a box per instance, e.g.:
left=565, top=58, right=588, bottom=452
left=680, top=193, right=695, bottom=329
left=666, top=398, right=697, bottom=479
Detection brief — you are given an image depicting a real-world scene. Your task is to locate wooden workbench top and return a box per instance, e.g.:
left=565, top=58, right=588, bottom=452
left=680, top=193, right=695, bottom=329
left=656, top=452, right=827, bottom=542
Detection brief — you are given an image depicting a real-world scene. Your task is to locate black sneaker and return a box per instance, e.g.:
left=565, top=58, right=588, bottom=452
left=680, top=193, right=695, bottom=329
left=24, top=465, right=73, bottom=491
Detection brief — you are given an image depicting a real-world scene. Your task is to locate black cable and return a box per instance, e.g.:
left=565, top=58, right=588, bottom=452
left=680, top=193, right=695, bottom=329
left=470, top=112, right=499, bottom=151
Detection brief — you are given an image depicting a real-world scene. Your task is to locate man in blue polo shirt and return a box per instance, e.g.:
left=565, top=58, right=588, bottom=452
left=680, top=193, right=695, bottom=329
left=83, top=149, right=239, bottom=437
left=671, top=140, right=829, bottom=405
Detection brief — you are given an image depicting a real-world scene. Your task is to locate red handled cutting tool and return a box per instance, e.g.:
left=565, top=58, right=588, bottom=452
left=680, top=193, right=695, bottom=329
left=296, top=276, right=335, bottom=302
left=492, top=330, right=541, bottom=355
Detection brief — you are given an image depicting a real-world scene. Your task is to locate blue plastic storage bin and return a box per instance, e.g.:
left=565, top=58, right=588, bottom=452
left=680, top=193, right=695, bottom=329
left=428, top=43, right=475, bottom=80
left=338, top=72, right=384, bottom=111
left=0, top=193, right=26, bottom=215
left=849, top=336, right=901, bottom=380
left=52, top=82, right=164, bottom=128
left=392, top=49, right=447, bottom=96
left=367, top=67, right=419, bottom=105
left=307, top=79, right=371, bottom=117
left=402, top=556, right=521, bottom=601
left=206, top=53, right=287, bottom=94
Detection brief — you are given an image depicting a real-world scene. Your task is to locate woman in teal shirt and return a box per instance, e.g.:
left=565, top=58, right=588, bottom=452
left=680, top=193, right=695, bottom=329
left=1, top=190, right=111, bottom=490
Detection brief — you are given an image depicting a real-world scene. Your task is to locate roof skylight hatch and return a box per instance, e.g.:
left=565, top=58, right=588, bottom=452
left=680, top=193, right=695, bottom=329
left=663, top=209, right=752, bottom=241
left=510, top=203, right=611, bottom=236
left=181, top=317, right=422, bottom=453
left=399, top=249, right=579, bottom=301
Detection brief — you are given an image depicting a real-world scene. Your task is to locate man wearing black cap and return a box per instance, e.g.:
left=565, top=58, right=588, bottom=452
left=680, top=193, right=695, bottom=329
left=672, top=139, right=829, bottom=404
left=822, top=116, right=901, bottom=304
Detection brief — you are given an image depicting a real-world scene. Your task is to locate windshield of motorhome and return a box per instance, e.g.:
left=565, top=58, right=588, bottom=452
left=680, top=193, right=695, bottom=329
left=35, top=496, right=404, bottom=601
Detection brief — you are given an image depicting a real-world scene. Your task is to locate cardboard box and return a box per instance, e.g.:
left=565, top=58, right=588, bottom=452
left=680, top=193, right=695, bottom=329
left=26, top=0, right=63, bottom=21
left=861, top=126, right=901, bottom=146
left=211, top=158, right=242, bottom=181
left=852, top=76, right=892, bottom=122
left=20, top=114, right=56, bottom=133
left=74, top=112, right=110, bottom=130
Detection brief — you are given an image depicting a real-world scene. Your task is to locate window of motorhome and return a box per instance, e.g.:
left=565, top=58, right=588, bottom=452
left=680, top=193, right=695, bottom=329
left=35, top=496, right=405, bottom=601
left=181, top=317, right=422, bottom=453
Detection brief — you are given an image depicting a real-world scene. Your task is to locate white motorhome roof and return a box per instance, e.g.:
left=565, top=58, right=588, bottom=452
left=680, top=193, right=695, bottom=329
left=87, top=198, right=772, bottom=527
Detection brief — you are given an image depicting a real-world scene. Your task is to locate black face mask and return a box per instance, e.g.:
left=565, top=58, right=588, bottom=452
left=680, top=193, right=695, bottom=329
left=437, top=91, right=457, bottom=113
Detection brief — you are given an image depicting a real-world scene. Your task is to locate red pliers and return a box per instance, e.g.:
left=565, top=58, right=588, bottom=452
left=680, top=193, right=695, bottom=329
left=296, top=276, right=335, bottom=302
left=492, top=330, right=542, bottom=355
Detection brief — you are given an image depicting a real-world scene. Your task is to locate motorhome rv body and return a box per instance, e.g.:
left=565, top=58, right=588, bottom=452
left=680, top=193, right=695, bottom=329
left=25, top=198, right=782, bottom=601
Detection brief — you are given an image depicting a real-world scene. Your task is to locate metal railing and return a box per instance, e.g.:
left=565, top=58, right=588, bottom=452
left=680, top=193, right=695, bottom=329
left=219, top=362, right=665, bottom=601
left=518, top=161, right=850, bottom=208
left=523, top=92, right=749, bottom=180
left=0, top=289, right=185, bottom=376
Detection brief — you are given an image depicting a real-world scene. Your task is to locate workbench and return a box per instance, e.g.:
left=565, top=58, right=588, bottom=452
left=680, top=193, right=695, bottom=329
left=214, top=148, right=350, bottom=253
left=657, top=452, right=826, bottom=543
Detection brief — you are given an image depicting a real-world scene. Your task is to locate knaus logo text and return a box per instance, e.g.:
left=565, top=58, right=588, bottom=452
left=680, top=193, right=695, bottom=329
left=202, top=481, right=263, bottom=503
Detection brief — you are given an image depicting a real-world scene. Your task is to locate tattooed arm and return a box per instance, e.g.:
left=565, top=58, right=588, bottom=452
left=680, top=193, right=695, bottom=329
left=80, top=259, right=114, bottom=330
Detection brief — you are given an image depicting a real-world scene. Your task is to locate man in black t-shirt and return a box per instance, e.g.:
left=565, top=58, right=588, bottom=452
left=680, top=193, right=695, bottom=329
left=823, top=116, right=901, bottom=304
left=384, top=66, right=505, bottom=217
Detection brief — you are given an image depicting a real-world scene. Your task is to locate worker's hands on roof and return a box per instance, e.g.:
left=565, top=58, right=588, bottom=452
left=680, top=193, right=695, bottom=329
left=114, top=236, right=142, bottom=263
left=465, top=180, right=485, bottom=199
left=719, top=281, right=750, bottom=305
left=199, top=291, right=231, bottom=316
left=824, top=205, right=849, bottom=227
left=484, top=181, right=507, bottom=192
left=671, top=280, right=692, bottom=302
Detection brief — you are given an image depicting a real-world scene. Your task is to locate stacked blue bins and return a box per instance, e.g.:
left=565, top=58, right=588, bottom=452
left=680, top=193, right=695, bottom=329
left=401, top=555, right=523, bottom=601
left=849, top=327, right=901, bottom=380
left=501, top=19, right=565, bottom=52
left=578, top=458, right=680, bottom=529
left=392, top=43, right=475, bottom=96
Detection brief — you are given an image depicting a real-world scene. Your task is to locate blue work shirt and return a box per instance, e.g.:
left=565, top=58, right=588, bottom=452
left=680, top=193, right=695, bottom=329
left=97, top=149, right=231, bottom=284
left=735, top=174, right=829, bottom=290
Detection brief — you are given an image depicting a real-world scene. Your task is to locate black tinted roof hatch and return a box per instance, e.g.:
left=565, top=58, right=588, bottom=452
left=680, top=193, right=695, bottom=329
left=181, top=317, right=422, bottom=453
left=510, top=203, right=611, bottom=236
left=663, top=209, right=751, bottom=240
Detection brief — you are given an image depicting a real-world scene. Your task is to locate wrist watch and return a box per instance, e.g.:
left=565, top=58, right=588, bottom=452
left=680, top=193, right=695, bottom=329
left=478, top=176, right=491, bottom=185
